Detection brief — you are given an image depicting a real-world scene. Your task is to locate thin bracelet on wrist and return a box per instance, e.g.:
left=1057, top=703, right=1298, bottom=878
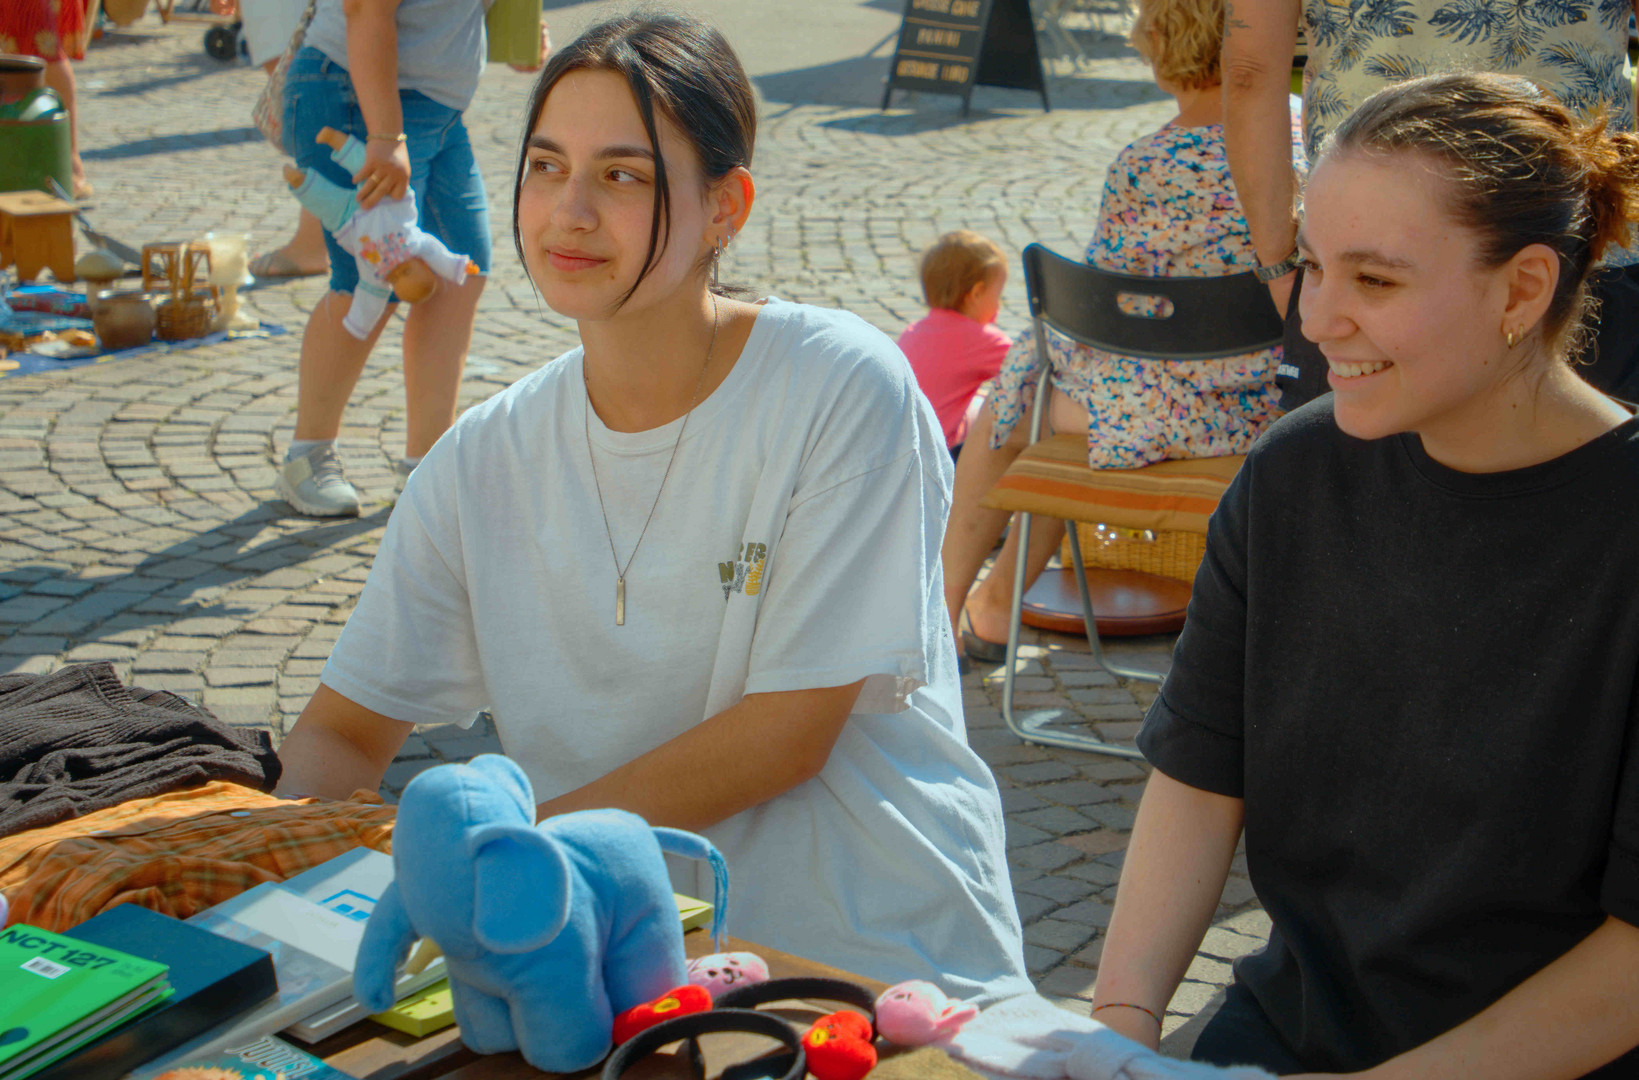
left=1091, top=1002, right=1163, bottom=1028
left=367, top=132, right=407, bottom=143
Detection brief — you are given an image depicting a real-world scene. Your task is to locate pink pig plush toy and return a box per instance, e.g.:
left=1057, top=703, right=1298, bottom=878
left=875, top=980, right=980, bottom=1046
left=686, top=951, right=771, bottom=999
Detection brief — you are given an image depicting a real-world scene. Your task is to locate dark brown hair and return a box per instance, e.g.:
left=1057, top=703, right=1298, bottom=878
left=1322, top=72, right=1639, bottom=359
left=512, top=14, right=757, bottom=308
left=920, top=230, right=1006, bottom=310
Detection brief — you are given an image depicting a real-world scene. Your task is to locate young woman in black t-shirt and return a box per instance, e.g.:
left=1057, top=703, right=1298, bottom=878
left=1092, top=73, right=1639, bottom=1078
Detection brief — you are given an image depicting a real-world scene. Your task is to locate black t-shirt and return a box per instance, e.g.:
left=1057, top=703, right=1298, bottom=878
left=1138, top=399, right=1639, bottom=1074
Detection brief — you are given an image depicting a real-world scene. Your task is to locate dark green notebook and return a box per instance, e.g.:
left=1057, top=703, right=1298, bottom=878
left=38, top=905, right=276, bottom=1080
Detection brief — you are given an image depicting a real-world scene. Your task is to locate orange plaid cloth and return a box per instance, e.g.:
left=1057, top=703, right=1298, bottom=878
left=0, top=781, right=396, bottom=932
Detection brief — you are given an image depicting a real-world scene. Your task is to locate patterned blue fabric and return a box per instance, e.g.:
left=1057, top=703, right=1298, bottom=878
left=1300, top=0, right=1634, bottom=159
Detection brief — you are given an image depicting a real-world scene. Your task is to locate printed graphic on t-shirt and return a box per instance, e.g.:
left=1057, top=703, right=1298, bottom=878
left=720, top=541, right=768, bottom=601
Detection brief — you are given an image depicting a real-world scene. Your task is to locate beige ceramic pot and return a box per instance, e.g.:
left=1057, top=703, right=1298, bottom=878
left=92, top=291, right=156, bottom=351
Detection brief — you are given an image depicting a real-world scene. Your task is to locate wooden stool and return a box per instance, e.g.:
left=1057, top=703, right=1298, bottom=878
left=141, top=240, right=213, bottom=295
left=0, top=190, right=76, bottom=283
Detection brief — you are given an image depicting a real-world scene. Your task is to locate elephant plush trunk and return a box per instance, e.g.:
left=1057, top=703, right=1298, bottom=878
left=355, top=881, right=419, bottom=1013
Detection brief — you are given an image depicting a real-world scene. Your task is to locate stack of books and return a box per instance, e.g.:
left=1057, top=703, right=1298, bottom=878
left=0, top=924, right=171, bottom=1080
left=277, top=848, right=449, bottom=1043
left=135, top=847, right=447, bottom=1072
left=35, top=905, right=277, bottom=1080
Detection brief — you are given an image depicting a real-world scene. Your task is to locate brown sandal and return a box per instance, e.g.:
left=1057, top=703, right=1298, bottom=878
left=249, top=250, right=329, bottom=279
left=958, top=608, right=1008, bottom=663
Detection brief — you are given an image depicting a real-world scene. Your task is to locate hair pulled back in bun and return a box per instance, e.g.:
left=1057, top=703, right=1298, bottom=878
left=1319, top=72, right=1639, bottom=359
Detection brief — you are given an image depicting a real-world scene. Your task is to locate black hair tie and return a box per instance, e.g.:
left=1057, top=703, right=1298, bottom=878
left=714, top=977, right=878, bottom=1038
left=601, top=1008, right=806, bottom=1080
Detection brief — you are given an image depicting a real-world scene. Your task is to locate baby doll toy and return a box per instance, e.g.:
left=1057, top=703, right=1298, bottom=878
left=283, top=127, right=478, bottom=340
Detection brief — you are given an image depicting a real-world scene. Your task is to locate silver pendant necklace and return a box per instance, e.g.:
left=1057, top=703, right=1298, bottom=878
left=583, top=295, right=719, bottom=626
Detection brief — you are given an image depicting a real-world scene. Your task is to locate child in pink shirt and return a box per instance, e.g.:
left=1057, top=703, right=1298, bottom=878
left=897, top=231, right=1012, bottom=455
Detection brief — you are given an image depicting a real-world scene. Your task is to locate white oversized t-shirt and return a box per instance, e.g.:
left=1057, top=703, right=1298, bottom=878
left=322, top=299, right=1031, bottom=1003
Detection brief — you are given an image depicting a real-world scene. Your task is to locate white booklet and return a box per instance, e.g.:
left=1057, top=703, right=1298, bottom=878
left=129, top=884, right=363, bottom=1076
left=278, top=848, right=446, bottom=1043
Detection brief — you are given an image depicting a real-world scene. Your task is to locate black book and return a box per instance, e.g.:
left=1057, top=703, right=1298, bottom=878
left=35, top=904, right=276, bottom=1080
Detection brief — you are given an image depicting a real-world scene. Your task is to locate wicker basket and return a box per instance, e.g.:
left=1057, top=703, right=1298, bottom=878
left=1063, top=523, right=1206, bottom=584
left=155, top=291, right=217, bottom=341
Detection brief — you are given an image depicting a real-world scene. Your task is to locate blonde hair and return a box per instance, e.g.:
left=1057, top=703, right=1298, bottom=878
left=920, top=230, right=1007, bottom=310
left=1130, top=0, right=1223, bottom=91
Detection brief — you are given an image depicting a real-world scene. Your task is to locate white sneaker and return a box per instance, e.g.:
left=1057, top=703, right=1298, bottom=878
left=277, top=443, right=361, bottom=517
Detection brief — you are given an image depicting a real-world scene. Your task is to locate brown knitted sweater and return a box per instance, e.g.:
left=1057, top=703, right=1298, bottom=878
left=0, top=663, right=281, bottom=839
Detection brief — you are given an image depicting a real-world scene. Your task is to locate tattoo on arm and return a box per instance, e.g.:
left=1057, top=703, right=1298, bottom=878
left=1225, top=0, right=1250, bottom=32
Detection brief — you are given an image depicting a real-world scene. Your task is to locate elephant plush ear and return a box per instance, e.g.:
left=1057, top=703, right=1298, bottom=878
left=468, top=823, right=572, bottom=954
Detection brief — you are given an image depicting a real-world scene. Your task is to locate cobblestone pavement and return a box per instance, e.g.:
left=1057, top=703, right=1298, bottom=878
left=0, top=4, right=1262, bottom=1043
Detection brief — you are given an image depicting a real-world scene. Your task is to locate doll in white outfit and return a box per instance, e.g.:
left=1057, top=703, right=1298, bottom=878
left=283, top=127, right=479, bottom=340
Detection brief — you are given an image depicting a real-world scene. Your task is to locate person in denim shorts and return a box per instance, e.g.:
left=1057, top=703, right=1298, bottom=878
left=275, top=0, right=539, bottom=516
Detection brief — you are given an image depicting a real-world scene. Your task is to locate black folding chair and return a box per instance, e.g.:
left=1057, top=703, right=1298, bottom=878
left=982, top=243, right=1283, bottom=758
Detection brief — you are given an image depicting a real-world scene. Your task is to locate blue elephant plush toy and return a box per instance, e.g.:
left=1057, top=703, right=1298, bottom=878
left=353, top=754, right=729, bottom=1073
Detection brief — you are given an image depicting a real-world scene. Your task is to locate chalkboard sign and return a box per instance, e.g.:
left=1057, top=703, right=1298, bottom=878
left=881, top=0, right=1049, bottom=115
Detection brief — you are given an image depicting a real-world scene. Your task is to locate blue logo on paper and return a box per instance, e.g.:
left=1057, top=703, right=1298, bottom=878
left=319, top=889, right=377, bottom=922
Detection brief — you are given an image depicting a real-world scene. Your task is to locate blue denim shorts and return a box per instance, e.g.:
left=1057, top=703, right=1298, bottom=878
left=283, top=48, right=493, bottom=299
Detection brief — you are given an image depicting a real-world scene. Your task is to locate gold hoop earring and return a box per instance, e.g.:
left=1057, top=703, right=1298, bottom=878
left=1506, top=328, right=1517, bottom=348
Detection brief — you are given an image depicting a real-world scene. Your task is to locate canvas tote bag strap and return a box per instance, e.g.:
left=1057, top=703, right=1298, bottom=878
left=252, top=0, right=320, bottom=151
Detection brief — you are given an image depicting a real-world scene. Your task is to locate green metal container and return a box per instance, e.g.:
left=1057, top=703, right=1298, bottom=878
left=0, top=88, right=71, bottom=195
left=486, top=0, right=542, bottom=66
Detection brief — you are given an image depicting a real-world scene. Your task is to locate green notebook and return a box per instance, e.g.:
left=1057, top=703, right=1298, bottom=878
left=0, top=924, right=172, bottom=1080
left=370, top=978, right=454, bottom=1038
left=675, top=893, right=713, bottom=934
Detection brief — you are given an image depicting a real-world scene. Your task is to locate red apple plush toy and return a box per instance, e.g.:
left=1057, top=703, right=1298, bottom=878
left=802, top=1010, right=877, bottom=1080
left=611, top=985, right=714, bottom=1044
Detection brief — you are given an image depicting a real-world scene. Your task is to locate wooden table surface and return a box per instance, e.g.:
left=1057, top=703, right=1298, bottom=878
left=313, top=931, right=888, bottom=1080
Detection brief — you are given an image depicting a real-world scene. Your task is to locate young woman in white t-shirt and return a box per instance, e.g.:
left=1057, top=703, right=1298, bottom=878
left=273, top=14, right=1030, bottom=1001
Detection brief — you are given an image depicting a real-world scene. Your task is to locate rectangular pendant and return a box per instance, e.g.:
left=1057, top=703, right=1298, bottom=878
left=615, top=576, right=626, bottom=626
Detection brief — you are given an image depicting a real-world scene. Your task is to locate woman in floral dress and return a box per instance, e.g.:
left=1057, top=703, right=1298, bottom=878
left=943, top=0, right=1304, bottom=661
